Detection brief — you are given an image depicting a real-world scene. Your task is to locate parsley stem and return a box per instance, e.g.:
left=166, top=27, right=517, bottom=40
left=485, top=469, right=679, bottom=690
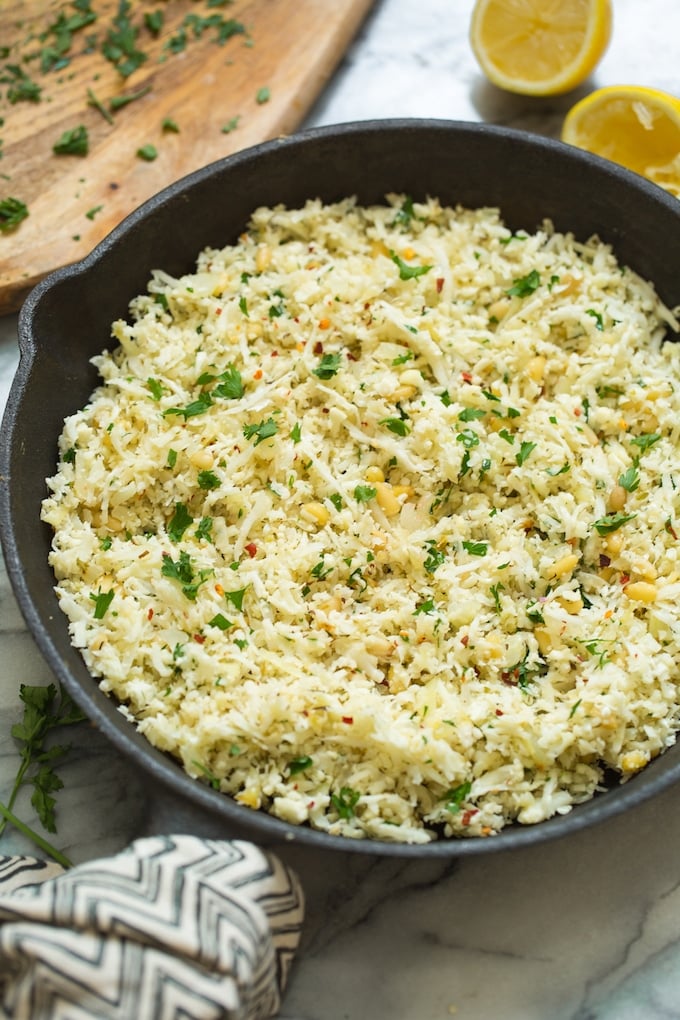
left=0, top=798, right=73, bottom=868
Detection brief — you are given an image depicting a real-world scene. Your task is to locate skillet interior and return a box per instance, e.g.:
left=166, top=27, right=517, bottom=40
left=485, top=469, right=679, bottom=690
left=3, top=119, right=680, bottom=857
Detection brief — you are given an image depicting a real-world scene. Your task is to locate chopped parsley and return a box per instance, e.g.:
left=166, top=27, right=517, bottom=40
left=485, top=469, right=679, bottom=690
left=137, top=144, right=158, bottom=161
left=593, top=512, right=637, bottom=535
left=506, top=269, right=540, bottom=297
left=444, top=780, right=472, bottom=814
left=225, top=587, right=248, bottom=611
left=458, top=407, right=486, bottom=422
left=331, top=786, right=360, bottom=819
left=462, top=540, right=487, bottom=556
left=618, top=465, right=639, bottom=492
left=197, top=470, right=220, bottom=490
left=381, top=417, right=410, bottom=436
left=168, top=501, right=194, bottom=542
left=423, top=540, right=446, bottom=573
left=53, top=125, right=89, bottom=155
left=208, top=613, right=233, bottom=631
left=255, top=86, right=271, bottom=104
left=515, top=441, right=537, bottom=466
left=243, top=416, right=278, bottom=446
left=90, top=589, right=114, bottom=619
left=161, top=551, right=211, bottom=601
left=0, top=196, right=28, bottom=232
left=630, top=432, right=661, bottom=453
left=195, top=517, right=213, bottom=543
left=390, top=250, right=433, bottom=280
left=2, top=64, right=42, bottom=103
left=312, top=352, right=342, bottom=379
left=288, top=755, right=313, bottom=775
left=354, top=485, right=376, bottom=503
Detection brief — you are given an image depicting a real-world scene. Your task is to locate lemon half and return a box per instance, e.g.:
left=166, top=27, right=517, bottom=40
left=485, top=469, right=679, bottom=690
left=470, top=0, right=613, bottom=97
left=562, top=85, right=680, bottom=197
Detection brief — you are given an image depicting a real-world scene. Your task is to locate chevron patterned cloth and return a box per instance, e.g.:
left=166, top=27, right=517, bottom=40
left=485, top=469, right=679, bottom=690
left=0, top=835, right=304, bottom=1020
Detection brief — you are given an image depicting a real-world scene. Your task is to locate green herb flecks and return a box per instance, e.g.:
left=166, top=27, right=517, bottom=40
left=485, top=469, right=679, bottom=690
left=137, top=143, right=157, bottom=161
left=243, top=417, right=278, bottom=446
left=90, top=589, right=114, bottom=619
left=423, top=540, right=446, bottom=574
left=225, top=587, right=248, bottom=611
left=618, top=465, right=640, bottom=492
left=462, top=540, right=487, bottom=556
left=444, top=780, right=472, bottom=814
left=161, top=551, right=211, bottom=601
left=1, top=64, right=42, bottom=103
left=0, top=196, right=28, bottom=232
left=390, top=250, right=433, bottom=281
left=458, top=407, right=486, bottom=422
left=515, top=441, right=537, bottom=466
left=331, top=786, right=360, bottom=820
left=102, top=1, right=148, bottom=78
left=630, top=432, right=662, bottom=454
left=312, top=352, right=342, bottom=379
left=593, top=512, right=637, bottom=536
left=197, top=469, right=220, bottom=491
left=506, top=269, right=540, bottom=297
left=109, top=85, right=152, bottom=111
left=288, top=755, right=313, bottom=776
left=207, top=613, right=233, bottom=631
left=195, top=516, right=213, bottom=543
left=53, top=125, right=89, bottom=156
left=392, top=195, right=415, bottom=227
left=381, top=417, right=410, bottom=437
left=168, top=502, right=194, bottom=542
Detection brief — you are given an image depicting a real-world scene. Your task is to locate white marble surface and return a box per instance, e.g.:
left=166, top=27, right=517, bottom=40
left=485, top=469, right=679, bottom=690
left=3, top=1, right=680, bottom=1017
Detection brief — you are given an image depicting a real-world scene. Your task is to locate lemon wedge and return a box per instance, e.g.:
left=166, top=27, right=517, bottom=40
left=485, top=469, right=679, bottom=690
left=470, top=0, right=612, bottom=97
left=562, top=85, right=680, bottom=197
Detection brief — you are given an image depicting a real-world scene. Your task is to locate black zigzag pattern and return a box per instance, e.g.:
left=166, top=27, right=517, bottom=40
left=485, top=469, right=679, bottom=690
left=0, top=856, right=64, bottom=895
left=0, top=835, right=304, bottom=1020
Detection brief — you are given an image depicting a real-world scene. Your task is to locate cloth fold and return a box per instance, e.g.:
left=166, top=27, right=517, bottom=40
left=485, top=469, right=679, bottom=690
left=0, top=835, right=304, bottom=1020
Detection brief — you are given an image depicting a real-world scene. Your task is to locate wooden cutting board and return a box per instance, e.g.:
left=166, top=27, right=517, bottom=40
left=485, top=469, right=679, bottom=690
left=0, top=0, right=375, bottom=314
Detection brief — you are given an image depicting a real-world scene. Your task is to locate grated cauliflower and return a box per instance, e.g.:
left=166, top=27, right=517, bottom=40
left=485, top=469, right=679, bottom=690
left=42, top=195, right=680, bottom=843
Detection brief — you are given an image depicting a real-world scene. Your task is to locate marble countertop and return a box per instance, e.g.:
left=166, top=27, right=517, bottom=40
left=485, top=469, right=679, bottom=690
left=3, top=1, right=680, bottom=1017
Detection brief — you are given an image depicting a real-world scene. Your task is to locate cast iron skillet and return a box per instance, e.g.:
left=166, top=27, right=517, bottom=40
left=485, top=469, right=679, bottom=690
left=3, top=119, right=680, bottom=857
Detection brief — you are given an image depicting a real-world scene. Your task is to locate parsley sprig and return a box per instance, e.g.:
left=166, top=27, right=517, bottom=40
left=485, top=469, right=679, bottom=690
left=0, top=683, right=86, bottom=867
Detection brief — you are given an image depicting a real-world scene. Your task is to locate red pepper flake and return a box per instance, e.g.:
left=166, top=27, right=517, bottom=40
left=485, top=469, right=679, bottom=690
left=245, top=542, right=258, bottom=558
left=573, top=406, right=582, bottom=416
left=322, top=407, right=330, bottom=414
left=620, top=573, right=630, bottom=585
left=436, top=277, right=444, bottom=293
left=495, top=708, right=503, bottom=716
left=461, top=371, right=473, bottom=384
left=307, top=800, right=315, bottom=808
left=666, top=520, right=678, bottom=540
left=347, top=352, right=358, bottom=361
left=253, top=369, right=263, bottom=380
left=271, top=350, right=279, bottom=357
left=313, top=341, right=323, bottom=355
left=215, top=308, right=222, bottom=316
left=193, top=633, right=206, bottom=644
left=147, top=607, right=154, bottom=621
left=341, top=716, right=354, bottom=725
left=461, top=808, right=478, bottom=826
left=460, top=634, right=469, bottom=647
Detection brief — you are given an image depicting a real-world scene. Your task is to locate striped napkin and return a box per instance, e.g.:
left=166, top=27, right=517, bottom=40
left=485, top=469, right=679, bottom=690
left=0, top=835, right=304, bottom=1019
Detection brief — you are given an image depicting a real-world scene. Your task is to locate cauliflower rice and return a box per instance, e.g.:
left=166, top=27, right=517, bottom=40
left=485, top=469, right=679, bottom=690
left=42, top=195, right=680, bottom=843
